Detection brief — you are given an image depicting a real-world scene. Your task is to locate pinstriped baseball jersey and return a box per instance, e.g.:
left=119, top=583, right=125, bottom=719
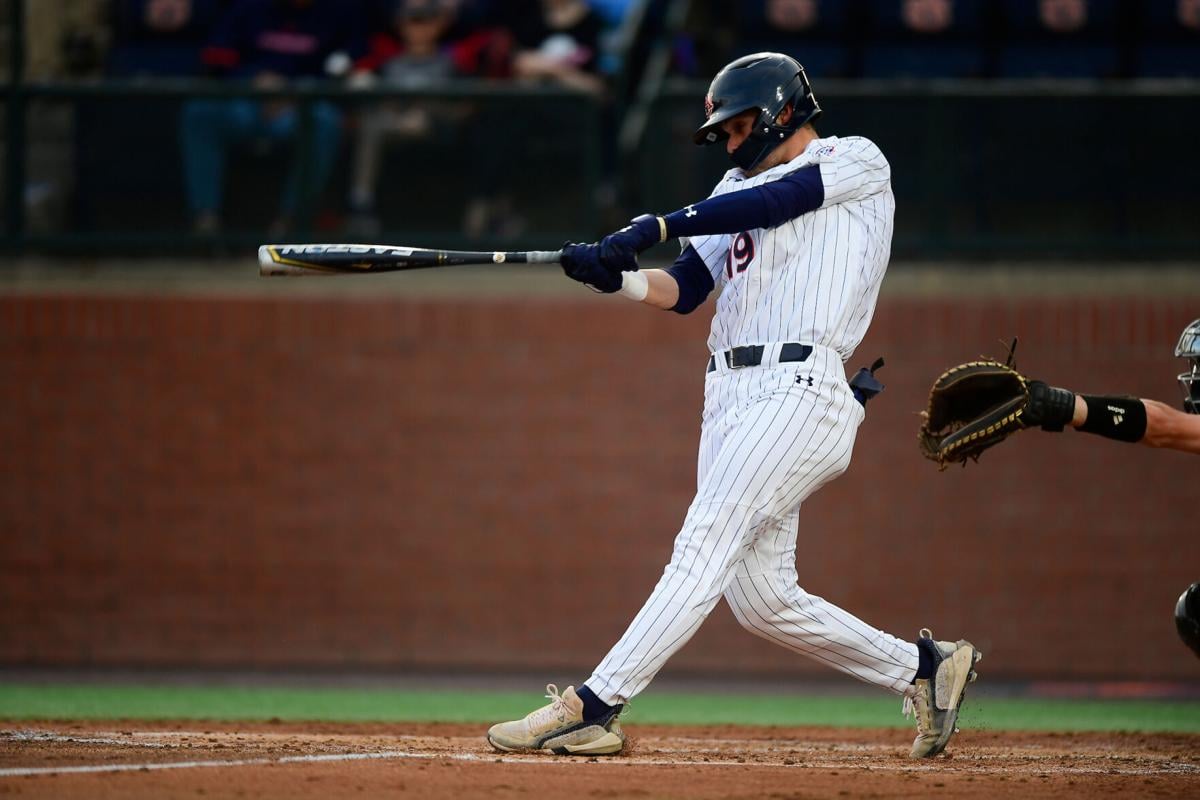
left=584, top=131, right=918, bottom=709
left=681, top=135, right=895, bottom=361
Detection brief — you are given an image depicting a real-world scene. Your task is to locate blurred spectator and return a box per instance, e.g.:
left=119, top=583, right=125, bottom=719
left=509, top=0, right=606, bottom=93
left=862, top=0, right=987, bottom=78
left=585, top=0, right=639, bottom=76
left=997, top=0, right=1120, bottom=78
left=346, top=0, right=510, bottom=233
left=588, top=0, right=634, bottom=27
left=1136, top=0, right=1200, bottom=77
left=108, top=0, right=223, bottom=77
left=365, top=0, right=492, bottom=45
left=444, top=0, right=605, bottom=238
left=25, top=0, right=110, bottom=78
left=732, top=0, right=854, bottom=79
left=672, top=2, right=738, bottom=78
left=179, top=0, right=366, bottom=235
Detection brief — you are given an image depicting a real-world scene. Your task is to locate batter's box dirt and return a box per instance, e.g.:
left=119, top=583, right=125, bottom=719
left=1, top=721, right=1197, bottom=799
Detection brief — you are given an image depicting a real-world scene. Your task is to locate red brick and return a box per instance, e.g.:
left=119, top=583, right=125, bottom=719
left=0, top=293, right=1196, bottom=679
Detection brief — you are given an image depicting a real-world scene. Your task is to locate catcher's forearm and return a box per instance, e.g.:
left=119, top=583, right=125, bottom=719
left=1034, top=383, right=1147, bottom=442
left=1071, top=394, right=1147, bottom=443
left=1138, top=399, right=1200, bottom=453
left=1070, top=395, right=1087, bottom=427
left=1048, top=390, right=1200, bottom=451
left=1065, top=393, right=1200, bottom=452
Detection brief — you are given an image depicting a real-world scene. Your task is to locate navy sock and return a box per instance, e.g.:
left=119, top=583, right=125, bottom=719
left=913, top=638, right=937, bottom=682
left=576, top=684, right=617, bottom=721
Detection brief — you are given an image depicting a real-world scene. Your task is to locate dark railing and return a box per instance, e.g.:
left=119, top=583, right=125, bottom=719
left=6, top=75, right=1199, bottom=260
left=4, top=0, right=27, bottom=242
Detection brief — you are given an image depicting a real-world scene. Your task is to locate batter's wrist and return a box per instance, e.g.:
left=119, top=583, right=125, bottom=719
left=628, top=214, right=667, bottom=248
left=617, top=270, right=649, bottom=301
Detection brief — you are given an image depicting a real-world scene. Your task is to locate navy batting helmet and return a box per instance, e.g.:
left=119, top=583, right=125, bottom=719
left=693, top=52, right=822, bottom=173
left=1175, top=318, right=1200, bottom=414
left=1176, top=582, right=1200, bottom=659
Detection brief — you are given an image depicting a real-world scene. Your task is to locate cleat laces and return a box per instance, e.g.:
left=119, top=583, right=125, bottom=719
left=902, top=689, right=928, bottom=733
left=902, top=628, right=936, bottom=734
left=527, top=684, right=572, bottom=730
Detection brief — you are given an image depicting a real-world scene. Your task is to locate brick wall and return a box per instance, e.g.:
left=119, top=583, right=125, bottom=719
left=1, top=293, right=1195, bottom=681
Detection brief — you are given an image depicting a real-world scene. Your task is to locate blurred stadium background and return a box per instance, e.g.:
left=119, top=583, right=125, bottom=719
left=1, top=0, right=1198, bottom=700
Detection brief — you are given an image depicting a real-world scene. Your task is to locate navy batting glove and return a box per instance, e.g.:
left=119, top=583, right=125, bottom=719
left=561, top=243, right=622, bottom=293
left=598, top=214, right=663, bottom=273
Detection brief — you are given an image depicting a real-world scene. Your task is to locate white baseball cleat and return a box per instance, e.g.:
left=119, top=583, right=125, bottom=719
left=902, top=628, right=982, bottom=758
left=487, top=684, right=625, bottom=755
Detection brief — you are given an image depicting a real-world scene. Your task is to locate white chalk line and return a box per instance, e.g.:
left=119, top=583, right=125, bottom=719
left=0, top=750, right=418, bottom=777
left=2, top=730, right=1197, bottom=779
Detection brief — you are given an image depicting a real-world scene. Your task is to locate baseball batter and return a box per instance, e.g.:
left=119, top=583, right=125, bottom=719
left=487, top=53, right=981, bottom=759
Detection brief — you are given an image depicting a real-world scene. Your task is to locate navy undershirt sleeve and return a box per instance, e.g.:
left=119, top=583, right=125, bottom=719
left=664, top=245, right=715, bottom=315
left=662, top=166, right=824, bottom=239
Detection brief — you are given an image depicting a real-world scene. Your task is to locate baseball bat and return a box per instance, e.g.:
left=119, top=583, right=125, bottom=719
left=258, top=243, right=564, bottom=277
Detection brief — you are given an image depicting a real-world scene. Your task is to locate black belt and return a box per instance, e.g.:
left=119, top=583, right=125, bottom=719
left=707, top=343, right=813, bottom=373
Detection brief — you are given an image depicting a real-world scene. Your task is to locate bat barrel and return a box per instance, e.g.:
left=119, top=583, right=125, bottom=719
left=257, top=244, right=563, bottom=276
left=258, top=245, right=335, bottom=277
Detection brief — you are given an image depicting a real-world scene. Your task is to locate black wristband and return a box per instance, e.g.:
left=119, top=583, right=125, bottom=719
left=1079, top=395, right=1147, bottom=443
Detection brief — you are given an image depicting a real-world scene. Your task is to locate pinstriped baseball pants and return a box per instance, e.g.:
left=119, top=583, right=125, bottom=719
left=587, top=345, right=919, bottom=706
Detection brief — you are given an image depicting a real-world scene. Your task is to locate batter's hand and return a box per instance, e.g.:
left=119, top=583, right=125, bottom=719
left=598, top=214, right=663, bottom=273
left=561, top=243, right=623, bottom=293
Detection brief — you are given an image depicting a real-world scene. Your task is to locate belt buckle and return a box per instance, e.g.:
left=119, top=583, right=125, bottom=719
left=725, top=349, right=746, bottom=370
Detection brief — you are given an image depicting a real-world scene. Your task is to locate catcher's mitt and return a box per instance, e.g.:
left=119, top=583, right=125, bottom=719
left=918, top=341, right=1075, bottom=469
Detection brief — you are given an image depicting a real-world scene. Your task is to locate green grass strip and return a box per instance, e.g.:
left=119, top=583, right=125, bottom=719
left=1, top=685, right=1198, bottom=733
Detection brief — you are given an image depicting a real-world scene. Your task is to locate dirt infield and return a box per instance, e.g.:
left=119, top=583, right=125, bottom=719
left=2, top=721, right=1197, bottom=799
